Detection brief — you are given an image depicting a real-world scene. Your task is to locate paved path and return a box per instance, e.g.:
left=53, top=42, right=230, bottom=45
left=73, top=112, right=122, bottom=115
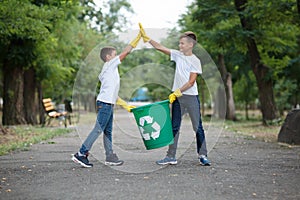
left=0, top=110, right=299, bottom=200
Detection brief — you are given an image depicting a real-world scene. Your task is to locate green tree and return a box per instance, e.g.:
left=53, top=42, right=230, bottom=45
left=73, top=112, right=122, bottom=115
left=0, top=0, right=134, bottom=125
left=234, top=0, right=299, bottom=123
left=179, top=0, right=299, bottom=123
left=0, top=0, right=62, bottom=125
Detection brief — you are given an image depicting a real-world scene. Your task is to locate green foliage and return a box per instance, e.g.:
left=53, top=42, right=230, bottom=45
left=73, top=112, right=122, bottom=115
left=178, top=0, right=300, bottom=113
left=37, top=15, right=102, bottom=101
left=0, top=0, right=133, bottom=104
left=274, top=78, right=297, bottom=114
left=104, top=0, right=133, bottom=32
left=233, top=71, right=258, bottom=108
left=0, top=0, right=59, bottom=67
left=246, top=0, right=299, bottom=75
left=81, top=0, right=133, bottom=33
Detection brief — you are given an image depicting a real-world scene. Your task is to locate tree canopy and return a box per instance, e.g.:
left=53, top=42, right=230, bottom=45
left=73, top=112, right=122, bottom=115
left=178, top=0, right=300, bottom=123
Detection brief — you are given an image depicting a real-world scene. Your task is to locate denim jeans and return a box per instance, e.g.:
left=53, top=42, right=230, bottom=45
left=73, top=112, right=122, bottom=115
left=79, top=101, right=114, bottom=156
left=167, top=95, right=207, bottom=158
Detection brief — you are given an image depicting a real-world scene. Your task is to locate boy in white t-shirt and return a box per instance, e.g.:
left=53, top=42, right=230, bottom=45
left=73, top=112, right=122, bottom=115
left=139, top=23, right=211, bottom=166
left=72, top=33, right=141, bottom=168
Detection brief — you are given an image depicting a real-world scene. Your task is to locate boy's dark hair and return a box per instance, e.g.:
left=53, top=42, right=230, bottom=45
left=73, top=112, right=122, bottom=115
left=100, top=46, right=116, bottom=62
left=180, top=31, right=197, bottom=47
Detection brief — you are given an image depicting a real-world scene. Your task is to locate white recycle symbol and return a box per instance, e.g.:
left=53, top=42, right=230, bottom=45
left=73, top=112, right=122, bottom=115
left=138, top=116, right=161, bottom=140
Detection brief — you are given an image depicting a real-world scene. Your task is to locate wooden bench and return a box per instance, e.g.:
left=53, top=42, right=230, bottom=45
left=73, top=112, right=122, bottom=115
left=42, top=98, right=68, bottom=127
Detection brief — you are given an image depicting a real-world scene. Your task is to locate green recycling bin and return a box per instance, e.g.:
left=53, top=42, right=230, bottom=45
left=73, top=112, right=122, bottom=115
left=131, top=100, right=174, bottom=150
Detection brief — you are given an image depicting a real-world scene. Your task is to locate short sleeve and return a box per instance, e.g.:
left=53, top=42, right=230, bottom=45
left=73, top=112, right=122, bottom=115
left=190, top=57, right=202, bottom=74
left=170, top=49, right=181, bottom=62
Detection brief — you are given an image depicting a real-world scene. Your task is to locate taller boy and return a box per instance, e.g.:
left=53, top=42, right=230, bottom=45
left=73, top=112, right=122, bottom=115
left=139, top=23, right=211, bottom=166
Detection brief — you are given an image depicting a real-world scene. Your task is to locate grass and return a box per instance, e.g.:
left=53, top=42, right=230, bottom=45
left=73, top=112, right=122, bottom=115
left=201, top=109, right=282, bottom=143
left=224, top=119, right=281, bottom=143
left=0, top=125, right=72, bottom=156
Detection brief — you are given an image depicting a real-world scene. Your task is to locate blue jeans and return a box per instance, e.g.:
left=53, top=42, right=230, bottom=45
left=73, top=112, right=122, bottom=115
left=79, top=101, right=114, bottom=156
left=167, top=95, right=207, bottom=157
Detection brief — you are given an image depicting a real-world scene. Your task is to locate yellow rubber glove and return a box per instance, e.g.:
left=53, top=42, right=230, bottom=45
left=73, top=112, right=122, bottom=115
left=168, top=89, right=182, bottom=103
left=116, top=98, right=136, bottom=112
left=130, top=32, right=141, bottom=48
left=139, top=22, right=150, bottom=43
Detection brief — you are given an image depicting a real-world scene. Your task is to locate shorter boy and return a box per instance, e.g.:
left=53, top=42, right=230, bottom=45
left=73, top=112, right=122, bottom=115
left=72, top=33, right=141, bottom=167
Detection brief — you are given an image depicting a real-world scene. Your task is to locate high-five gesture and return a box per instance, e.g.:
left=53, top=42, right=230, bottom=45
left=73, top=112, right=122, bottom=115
left=139, top=22, right=150, bottom=43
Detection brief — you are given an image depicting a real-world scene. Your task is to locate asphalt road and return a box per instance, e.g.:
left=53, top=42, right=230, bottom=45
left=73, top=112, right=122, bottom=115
left=0, top=110, right=299, bottom=200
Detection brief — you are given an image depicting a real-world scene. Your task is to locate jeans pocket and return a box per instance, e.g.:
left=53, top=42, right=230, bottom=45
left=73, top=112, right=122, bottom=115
left=97, top=105, right=102, bottom=112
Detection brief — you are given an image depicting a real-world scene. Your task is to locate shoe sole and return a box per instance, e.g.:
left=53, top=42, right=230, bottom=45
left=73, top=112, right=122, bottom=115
left=104, top=161, right=124, bottom=166
left=72, top=155, right=93, bottom=168
left=199, top=162, right=211, bottom=166
left=156, top=161, right=178, bottom=165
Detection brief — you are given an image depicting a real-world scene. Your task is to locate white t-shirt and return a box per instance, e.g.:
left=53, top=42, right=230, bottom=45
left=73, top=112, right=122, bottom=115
left=170, top=50, right=202, bottom=95
left=97, top=56, right=121, bottom=104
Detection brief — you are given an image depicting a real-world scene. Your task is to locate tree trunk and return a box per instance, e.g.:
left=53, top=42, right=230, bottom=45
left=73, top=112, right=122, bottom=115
left=24, top=68, right=38, bottom=125
left=245, top=101, right=249, bottom=120
left=214, top=84, right=227, bottom=119
left=3, top=64, right=26, bottom=125
left=234, top=0, right=278, bottom=123
left=218, top=54, right=237, bottom=120
left=37, top=82, right=45, bottom=125
left=254, top=63, right=278, bottom=121
left=83, top=95, right=88, bottom=111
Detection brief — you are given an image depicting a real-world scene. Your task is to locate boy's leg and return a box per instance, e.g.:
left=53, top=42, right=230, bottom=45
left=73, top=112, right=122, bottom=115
left=103, top=111, right=113, bottom=156
left=157, top=99, right=182, bottom=165
left=166, top=99, right=182, bottom=158
left=80, top=102, right=113, bottom=154
left=72, top=102, right=113, bottom=167
left=156, top=99, right=181, bottom=165
left=186, top=96, right=207, bottom=156
left=103, top=111, right=124, bottom=166
left=187, top=96, right=210, bottom=166
left=156, top=97, right=185, bottom=165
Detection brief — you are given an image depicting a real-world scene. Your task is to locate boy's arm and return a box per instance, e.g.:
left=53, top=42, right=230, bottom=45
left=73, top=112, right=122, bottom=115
left=119, top=32, right=141, bottom=61
left=149, top=40, right=171, bottom=55
left=179, top=73, right=198, bottom=92
left=119, top=45, right=133, bottom=62
left=169, top=73, right=198, bottom=103
left=116, top=97, right=136, bottom=112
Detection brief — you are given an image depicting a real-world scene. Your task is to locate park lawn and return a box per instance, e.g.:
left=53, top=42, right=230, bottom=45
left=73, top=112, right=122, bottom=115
left=224, top=119, right=281, bottom=143
left=0, top=125, right=72, bottom=156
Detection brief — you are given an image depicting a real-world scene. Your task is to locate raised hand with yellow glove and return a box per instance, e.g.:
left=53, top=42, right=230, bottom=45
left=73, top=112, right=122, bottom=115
left=120, top=31, right=141, bottom=61
left=139, top=22, right=150, bottom=43
left=168, top=88, right=182, bottom=104
left=130, top=32, right=142, bottom=48
left=116, top=97, right=136, bottom=112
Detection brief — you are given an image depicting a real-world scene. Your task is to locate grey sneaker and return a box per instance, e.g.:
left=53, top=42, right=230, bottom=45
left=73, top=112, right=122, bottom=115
left=156, top=156, right=177, bottom=165
left=105, top=153, right=124, bottom=166
left=199, top=155, right=211, bottom=166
